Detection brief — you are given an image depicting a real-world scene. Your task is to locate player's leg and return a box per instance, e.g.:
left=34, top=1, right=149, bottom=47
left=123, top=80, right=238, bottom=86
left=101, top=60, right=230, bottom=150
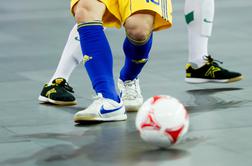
left=185, top=0, right=213, bottom=67
left=72, top=0, right=126, bottom=122
left=121, top=12, right=154, bottom=81
left=184, top=0, right=242, bottom=83
left=38, top=24, right=82, bottom=105
left=49, top=24, right=82, bottom=84
left=118, top=13, right=154, bottom=111
left=118, top=0, right=173, bottom=111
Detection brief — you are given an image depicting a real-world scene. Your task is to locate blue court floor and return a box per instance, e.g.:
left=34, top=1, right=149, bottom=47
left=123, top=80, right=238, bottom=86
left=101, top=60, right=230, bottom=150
left=0, top=0, right=252, bottom=166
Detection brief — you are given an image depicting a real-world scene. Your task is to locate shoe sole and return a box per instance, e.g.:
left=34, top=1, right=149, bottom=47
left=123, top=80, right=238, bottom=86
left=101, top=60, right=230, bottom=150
left=74, top=114, right=127, bottom=123
left=125, top=105, right=141, bottom=112
left=185, top=76, right=243, bottom=83
left=38, top=95, right=77, bottom=106
left=124, top=99, right=143, bottom=112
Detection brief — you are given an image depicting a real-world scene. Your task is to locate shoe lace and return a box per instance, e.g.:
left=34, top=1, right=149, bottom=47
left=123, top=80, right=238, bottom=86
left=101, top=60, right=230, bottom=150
left=122, top=80, right=139, bottom=100
left=204, top=55, right=223, bottom=66
left=63, top=82, right=74, bottom=93
left=53, top=79, right=74, bottom=93
left=90, top=93, right=103, bottom=106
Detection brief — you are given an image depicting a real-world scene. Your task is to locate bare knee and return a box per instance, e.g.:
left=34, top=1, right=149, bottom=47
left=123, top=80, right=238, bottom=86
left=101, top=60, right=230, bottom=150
left=124, top=13, right=154, bottom=41
left=73, top=0, right=106, bottom=23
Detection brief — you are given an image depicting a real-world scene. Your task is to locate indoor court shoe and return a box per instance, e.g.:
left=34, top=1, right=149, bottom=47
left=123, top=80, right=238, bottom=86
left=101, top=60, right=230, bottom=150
left=38, top=78, right=76, bottom=105
left=118, top=78, right=143, bottom=111
left=74, top=93, right=127, bottom=123
left=185, top=55, right=243, bottom=83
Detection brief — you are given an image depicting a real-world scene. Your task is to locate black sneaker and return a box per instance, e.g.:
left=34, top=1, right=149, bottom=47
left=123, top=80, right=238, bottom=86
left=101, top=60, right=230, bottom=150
left=185, top=55, right=243, bottom=83
left=38, top=78, right=77, bottom=105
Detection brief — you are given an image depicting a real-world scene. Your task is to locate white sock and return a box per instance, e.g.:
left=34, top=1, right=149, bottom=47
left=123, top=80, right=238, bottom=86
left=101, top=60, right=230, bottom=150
left=185, top=0, right=214, bottom=68
left=188, top=28, right=209, bottom=67
left=49, top=24, right=82, bottom=84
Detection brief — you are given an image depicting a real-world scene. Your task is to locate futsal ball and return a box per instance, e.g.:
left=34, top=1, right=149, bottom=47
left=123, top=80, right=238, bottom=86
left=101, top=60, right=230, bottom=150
left=135, top=95, right=189, bottom=148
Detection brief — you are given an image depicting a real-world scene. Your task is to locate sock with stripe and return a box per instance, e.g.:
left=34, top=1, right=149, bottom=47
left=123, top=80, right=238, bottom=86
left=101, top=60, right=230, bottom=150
left=120, top=33, right=153, bottom=81
left=78, top=21, right=119, bottom=102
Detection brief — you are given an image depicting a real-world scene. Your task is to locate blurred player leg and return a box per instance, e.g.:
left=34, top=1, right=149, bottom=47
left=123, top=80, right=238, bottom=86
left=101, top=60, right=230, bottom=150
left=73, top=0, right=126, bottom=122
left=49, top=24, right=82, bottom=84
left=39, top=24, right=108, bottom=105
left=184, top=0, right=242, bottom=83
left=118, top=0, right=172, bottom=111
left=38, top=24, right=82, bottom=105
left=119, top=13, right=154, bottom=111
left=185, top=0, right=214, bottom=67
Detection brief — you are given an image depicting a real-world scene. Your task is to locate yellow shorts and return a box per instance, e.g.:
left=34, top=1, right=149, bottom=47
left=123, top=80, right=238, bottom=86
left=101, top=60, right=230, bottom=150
left=70, top=0, right=172, bottom=31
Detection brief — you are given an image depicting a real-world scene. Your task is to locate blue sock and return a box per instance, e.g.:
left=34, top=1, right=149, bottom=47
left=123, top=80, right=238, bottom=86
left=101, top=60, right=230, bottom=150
left=78, top=22, right=119, bottom=102
left=120, top=33, right=153, bottom=81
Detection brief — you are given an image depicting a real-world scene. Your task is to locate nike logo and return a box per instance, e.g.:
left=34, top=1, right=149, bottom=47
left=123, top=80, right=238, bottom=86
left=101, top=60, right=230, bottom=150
left=100, top=105, right=123, bottom=114
left=75, top=36, right=80, bottom=41
left=203, top=18, right=212, bottom=23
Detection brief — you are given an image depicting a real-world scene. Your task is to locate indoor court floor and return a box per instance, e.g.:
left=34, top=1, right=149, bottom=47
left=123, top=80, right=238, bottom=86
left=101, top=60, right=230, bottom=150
left=0, top=0, right=252, bottom=166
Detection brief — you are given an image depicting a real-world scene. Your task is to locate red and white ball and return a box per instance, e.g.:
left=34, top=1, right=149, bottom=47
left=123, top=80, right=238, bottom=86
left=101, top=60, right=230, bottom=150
left=136, top=95, right=189, bottom=148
